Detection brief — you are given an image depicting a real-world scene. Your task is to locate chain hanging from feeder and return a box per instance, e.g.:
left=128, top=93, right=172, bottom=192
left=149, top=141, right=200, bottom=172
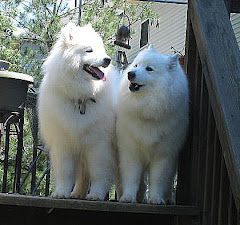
left=114, top=6, right=131, bottom=69
left=77, top=0, right=82, bottom=26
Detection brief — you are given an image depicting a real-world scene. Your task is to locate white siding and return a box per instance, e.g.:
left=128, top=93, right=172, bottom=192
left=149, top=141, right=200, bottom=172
left=231, top=13, right=240, bottom=49
left=126, top=1, right=188, bottom=63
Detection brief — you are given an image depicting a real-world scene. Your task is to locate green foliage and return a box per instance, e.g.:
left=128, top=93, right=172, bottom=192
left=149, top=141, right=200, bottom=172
left=17, top=0, right=70, bottom=51
left=0, top=7, right=20, bottom=72
left=0, top=2, right=43, bottom=87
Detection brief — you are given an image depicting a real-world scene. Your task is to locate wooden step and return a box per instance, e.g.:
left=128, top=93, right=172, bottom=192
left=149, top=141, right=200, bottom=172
left=0, top=193, right=199, bottom=216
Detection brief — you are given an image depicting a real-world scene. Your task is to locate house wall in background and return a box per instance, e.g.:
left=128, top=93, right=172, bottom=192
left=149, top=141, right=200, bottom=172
left=126, top=1, right=188, bottom=63
left=231, top=13, right=240, bottom=49
left=126, top=2, right=240, bottom=64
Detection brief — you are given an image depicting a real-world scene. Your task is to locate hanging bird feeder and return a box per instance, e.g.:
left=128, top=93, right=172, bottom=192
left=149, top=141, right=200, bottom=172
left=114, top=12, right=131, bottom=49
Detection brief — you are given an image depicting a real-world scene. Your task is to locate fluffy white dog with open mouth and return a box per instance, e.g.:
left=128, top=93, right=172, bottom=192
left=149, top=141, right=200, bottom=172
left=116, top=45, right=189, bottom=204
left=38, top=23, right=117, bottom=200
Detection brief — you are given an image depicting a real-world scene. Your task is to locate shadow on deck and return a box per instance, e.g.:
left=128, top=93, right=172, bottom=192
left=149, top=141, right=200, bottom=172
left=0, top=193, right=199, bottom=225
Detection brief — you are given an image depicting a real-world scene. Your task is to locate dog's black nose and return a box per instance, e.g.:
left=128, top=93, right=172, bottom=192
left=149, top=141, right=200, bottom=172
left=128, top=71, right=136, bottom=80
left=103, top=58, right=111, bottom=67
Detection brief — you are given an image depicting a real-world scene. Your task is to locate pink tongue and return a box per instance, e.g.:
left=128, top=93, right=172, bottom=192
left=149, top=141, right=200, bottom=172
left=90, top=66, right=106, bottom=81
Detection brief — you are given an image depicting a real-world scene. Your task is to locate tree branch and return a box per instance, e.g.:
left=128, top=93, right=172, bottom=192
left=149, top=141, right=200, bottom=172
left=56, top=0, right=63, bottom=15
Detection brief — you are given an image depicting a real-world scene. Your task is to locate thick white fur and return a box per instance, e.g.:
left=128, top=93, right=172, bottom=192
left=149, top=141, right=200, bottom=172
left=38, top=23, right=117, bottom=200
left=116, top=45, right=189, bottom=204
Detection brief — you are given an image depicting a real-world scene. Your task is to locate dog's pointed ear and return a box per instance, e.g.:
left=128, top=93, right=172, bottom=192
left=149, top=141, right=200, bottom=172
left=168, top=54, right=179, bottom=70
left=61, top=22, right=77, bottom=44
left=148, top=44, right=155, bottom=50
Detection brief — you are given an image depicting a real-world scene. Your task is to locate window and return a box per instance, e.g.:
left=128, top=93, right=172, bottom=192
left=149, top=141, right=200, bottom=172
left=140, top=19, right=149, bottom=48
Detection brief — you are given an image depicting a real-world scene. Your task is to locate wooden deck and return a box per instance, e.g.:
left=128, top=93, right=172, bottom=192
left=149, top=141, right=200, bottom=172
left=0, top=193, right=199, bottom=216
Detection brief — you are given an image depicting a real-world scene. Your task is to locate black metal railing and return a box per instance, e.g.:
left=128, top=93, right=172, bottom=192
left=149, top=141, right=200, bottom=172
left=0, top=90, right=51, bottom=196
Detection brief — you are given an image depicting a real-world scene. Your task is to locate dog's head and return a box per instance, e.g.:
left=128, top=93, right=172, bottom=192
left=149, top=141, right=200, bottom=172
left=57, top=22, right=111, bottom=81
left=126, top=44, right=180, bottom=92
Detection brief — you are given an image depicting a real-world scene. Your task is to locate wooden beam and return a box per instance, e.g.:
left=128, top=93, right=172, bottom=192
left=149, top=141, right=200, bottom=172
left=114, top=40, right=131, bottom=49
left=0, top=193, right=200, bottom=216
left=189, top=0, right=240, bottom=211
left=230, top=0, right=240, bottom=13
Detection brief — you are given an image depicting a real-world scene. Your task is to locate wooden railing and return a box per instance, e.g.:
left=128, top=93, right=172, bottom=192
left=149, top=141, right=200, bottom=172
left=177, top=0, right=240, bottom=224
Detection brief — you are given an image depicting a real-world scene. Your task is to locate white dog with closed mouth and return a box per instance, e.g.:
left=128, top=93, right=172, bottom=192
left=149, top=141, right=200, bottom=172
left=116, top=45, right=189, bottom=204
left=38, top=22, right=117, bottom=200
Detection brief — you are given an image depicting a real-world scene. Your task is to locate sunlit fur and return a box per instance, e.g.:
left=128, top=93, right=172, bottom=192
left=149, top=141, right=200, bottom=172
left=38, top=23, right=118, bottom=200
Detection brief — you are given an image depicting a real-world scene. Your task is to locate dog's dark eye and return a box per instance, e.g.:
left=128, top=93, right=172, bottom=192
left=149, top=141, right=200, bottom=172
left=146, top=66, right=153, bottom=71
left=134, top=64, right=137, bottom=68
left=86, top=48, right=93, bottom=53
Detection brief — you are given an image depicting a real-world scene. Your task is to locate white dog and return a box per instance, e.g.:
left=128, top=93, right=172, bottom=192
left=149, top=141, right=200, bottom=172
left=116, top=45, right=189, bottom=204
left=38, top=23, right=117, bottom=200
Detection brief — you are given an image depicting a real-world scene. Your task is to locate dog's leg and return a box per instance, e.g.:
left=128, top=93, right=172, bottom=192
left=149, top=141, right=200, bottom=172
left=50, top=147, right=75, bottom=198
left=149, top=154, right=176, bottom=204
left=119, top=148, right=142, bottom=203
left=86, top=144, right=114, bottom=201
left=71, top=159, right=89, bottom=199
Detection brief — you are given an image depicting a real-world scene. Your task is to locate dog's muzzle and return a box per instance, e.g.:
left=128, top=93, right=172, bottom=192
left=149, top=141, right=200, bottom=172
left=128, top=71, right=144, bottom=92
left=83, top=58, right=111, bottom=81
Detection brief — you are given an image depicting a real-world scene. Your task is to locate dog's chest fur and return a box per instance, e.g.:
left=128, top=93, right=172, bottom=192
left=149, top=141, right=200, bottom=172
left=124, top=114, right=176, bottom=149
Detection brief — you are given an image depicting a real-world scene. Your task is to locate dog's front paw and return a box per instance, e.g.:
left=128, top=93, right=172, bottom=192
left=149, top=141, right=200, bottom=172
left=149, top=197, right=165, bottom=205
left=51, top=190, right=71, bottom=199
left=119, top=194, right=137, bottom=203
left=149, top=195, right=174, bottom=205
left=70, top=191, right=84, bottom=199
left=86, top=192, right=105, bottom=201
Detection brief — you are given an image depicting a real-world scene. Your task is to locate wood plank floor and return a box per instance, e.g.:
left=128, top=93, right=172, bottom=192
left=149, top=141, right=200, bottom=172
left=0, top=193, right=199, bottom=216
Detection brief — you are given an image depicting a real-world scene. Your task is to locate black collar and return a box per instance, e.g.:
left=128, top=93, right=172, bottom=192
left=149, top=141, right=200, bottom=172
left=77, top=98, right=96, bottom=114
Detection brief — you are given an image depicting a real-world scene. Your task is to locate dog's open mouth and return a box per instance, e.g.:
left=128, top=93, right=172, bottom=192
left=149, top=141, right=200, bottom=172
left=83, top=64, right=106, bottom=81
left=129, top=82, right=144, bottom=92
